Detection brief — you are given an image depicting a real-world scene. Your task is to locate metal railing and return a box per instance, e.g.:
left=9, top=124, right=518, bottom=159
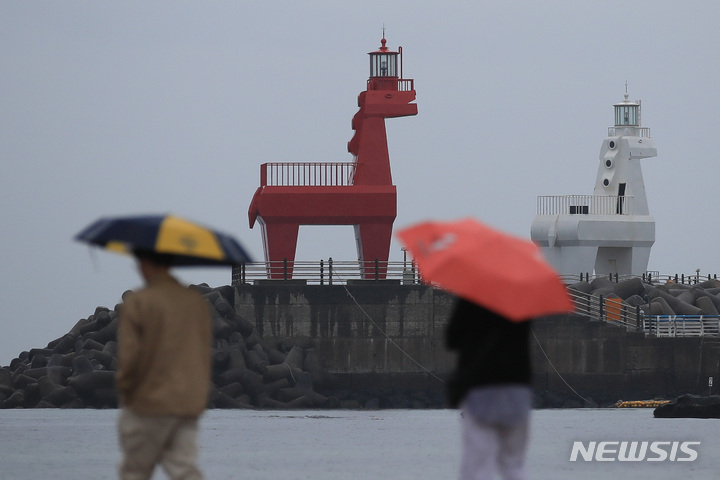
left=397, top=79, right=414, bottom=92
left=232, top=261, right=720, bottom=337
left=643, top=316, right=720, bottom=337
left=568, top=283, right=720, bottom=337
left=232, top=259, right=419, bottom=285
left=568, top=288, right=643, bottom=330
left=366, top=78, right=414, bottom=92
left=607, top=126, right=651, bottom=138
left=561, top=271, right=719, bottom=286
left=536, top=195, right=633, bottom=216
left=260, top=162, right=359, bottom=187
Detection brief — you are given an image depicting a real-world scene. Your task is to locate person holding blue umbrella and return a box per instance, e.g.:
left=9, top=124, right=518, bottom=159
left=116, top=248, right=212, bottom=480
left=76, top=214, right=252, bottom=480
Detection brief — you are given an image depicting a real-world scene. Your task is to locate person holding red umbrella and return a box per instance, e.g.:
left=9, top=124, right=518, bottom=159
left=397, top=218, right=574, bottom=479
left=445, top=299, right=533, bottom=480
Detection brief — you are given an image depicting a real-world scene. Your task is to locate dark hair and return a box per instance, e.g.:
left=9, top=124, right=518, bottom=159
left=132, top=248, right=176, bottom=266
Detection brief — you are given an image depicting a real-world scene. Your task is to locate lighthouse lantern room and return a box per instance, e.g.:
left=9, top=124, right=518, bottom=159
left=615, top=95, right=639, bottom=126
left=369, top=38, right=398, bottom=79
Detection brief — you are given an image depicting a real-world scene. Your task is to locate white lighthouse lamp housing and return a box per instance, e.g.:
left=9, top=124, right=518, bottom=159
left=614, top=94, right=639, bottom=127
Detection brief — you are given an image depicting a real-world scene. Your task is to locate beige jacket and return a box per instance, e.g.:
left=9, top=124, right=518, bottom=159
left=116, top=272, right=212, bottom=416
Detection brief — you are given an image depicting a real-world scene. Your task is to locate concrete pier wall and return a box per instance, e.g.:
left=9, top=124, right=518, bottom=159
left=531, top=315, right=720, bottom=404
left=235, top=282, right=456, bottom=375
left=235, top=282, right=720, bottom=405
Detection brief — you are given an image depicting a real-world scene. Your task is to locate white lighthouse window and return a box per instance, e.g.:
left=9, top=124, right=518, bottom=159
left=615, top=105, right=638, bottom=126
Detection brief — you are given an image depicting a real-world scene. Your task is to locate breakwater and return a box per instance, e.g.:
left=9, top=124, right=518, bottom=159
left=2, top=281, right=718, bottom=409
left=235, top=281, right=720, bottom=406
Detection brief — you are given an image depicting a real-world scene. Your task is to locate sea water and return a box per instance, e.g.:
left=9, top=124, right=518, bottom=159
left=0, top=408, right=718, bottom=480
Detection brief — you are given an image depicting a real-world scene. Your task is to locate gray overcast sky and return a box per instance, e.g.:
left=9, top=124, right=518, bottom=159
left=2, top=1, right=719, bottom=363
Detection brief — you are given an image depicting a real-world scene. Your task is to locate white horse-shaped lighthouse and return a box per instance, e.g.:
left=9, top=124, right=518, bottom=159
left=531, top=91, right=657, bottom=276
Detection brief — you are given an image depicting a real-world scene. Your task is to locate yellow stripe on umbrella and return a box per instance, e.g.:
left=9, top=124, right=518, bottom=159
left=155, top=215, right=226, bottom=260
left=105, top=241, right=131, bottom=255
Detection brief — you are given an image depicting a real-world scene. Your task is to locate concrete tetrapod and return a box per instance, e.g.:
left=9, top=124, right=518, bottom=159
left=0, top=285, right=342, bottom=409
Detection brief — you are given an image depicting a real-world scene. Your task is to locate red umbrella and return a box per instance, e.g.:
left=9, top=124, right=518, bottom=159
left=397, top=218, right=574, bottom=322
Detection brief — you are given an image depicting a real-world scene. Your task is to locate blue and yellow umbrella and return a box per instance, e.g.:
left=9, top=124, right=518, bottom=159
left=75, top=214, right=252, bottom=266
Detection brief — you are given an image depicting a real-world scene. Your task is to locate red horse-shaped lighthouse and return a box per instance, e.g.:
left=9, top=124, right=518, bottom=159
left=248, top=36, right=417, bottom=279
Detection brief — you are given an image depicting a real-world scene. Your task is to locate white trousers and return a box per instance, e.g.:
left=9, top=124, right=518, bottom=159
left=118, top=408, right=204, bottom=480
left=460, top=413, right=529, bottom=480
